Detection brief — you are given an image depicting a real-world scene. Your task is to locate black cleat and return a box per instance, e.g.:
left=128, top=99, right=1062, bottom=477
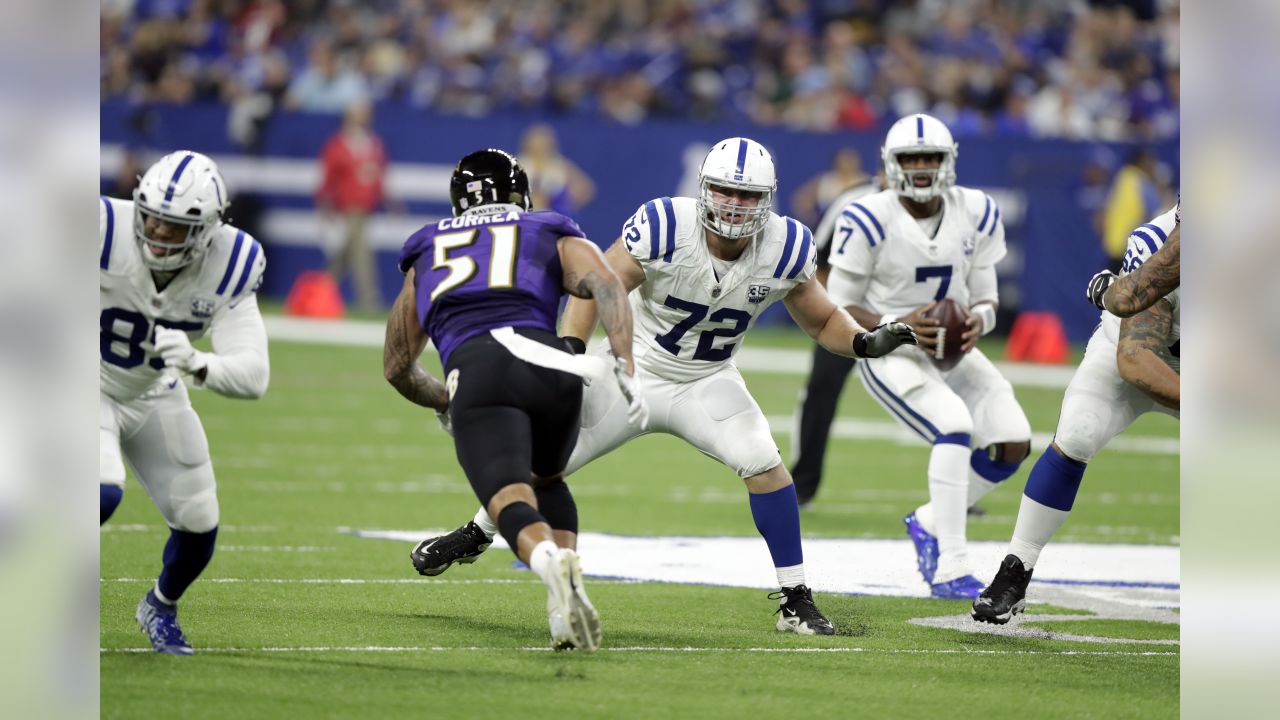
left=771, top=585, right=836, bottom=635
left=410, top=521, right=493, bottom=576
left=972, top=554, right=1034, bottom=624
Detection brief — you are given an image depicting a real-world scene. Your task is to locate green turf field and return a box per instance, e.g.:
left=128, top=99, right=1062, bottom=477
left=101, top=330, right=1179, bottom=719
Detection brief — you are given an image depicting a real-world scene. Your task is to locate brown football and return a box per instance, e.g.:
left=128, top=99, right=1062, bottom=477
left=923, top=298, right=968, bottom=371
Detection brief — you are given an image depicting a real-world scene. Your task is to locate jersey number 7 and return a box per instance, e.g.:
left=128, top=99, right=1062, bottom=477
left=915, top=265, right=953, bottom=301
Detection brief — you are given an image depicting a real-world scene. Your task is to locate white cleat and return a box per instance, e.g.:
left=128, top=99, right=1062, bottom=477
left=544, top=548, right=601, bottom=652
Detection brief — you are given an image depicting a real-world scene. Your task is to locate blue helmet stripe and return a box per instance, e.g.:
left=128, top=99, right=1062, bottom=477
left=100, top=197, right=114, bottom=270
left=164, top=153, right=196, bottom=202
left=787, top=222, right=812, bottom=279
left=232, top=238, right=261, bottom=296
left=216, top=230, right=245, bottom=295
left=916, top=115, right=924, bottom=140
left=734, top=139, right=747, bottom=179
left=851, top=203, right=884, bottom=242
left=773, top=218, right=797, bottom=278
left=643, top=201, right=660, bottom=260
left=660, top=196, right=676, bottom=262
left=1141, top=223, right=1168, bottom=242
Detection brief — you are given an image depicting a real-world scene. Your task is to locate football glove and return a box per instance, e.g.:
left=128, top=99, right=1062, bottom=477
left=853, top=322, right=918, bottom=359
left=436, top=409, right=454, bottom=437
left=154, top=327, right=208, bottom=375
left=613, top=357, right=649, bottom=430
left=1086, top=269, right=1117, bottom=311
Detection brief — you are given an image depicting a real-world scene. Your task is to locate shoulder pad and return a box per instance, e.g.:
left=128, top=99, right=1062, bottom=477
left=771, top=216, right=815, bottom=280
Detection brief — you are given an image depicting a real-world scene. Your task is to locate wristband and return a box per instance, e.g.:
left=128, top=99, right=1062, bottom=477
left=971, top=304, right=997, bottom=337
left=852, top=332, right=869, bottom=359
left=562, top=336, right=588, bottom=355
left=878, top=314, right=897, bottom=327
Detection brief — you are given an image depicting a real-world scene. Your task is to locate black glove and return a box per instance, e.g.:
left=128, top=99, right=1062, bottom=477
left=1086, top=270, right=1117, bottom=312
left=562, top=336, right=587, bottom=355
left=853, top=322, right=918, bottom=359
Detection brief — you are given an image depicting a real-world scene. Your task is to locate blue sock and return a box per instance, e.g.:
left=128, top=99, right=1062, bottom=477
left=157, top=527, right=218, bottom=604
left=100, top=485, right=123, bottom=525
left=970, top=448, right=1021, bottom=483
left=748, top=484, right=804, bottom=569
left=1023, top=446, right=1087, bottom=511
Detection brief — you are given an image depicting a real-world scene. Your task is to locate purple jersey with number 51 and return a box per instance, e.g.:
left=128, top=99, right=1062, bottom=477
left=398, top=209, right=585, bottom=364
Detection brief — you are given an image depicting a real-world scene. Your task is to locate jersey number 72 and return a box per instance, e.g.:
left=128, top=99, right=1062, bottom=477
left=654, top=295, right=751, bottom=362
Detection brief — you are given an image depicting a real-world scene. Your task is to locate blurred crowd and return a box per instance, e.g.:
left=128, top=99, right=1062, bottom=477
left=101, top=0, right=1179, bottom=140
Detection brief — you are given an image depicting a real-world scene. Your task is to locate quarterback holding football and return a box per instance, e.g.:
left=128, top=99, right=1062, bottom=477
left=825, top=114, right=1032, bottom=599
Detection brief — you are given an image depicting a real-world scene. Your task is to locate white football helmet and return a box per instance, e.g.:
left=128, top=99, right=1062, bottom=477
left=882, top=114, right=958, bottom=202
left=133, top=151, right=228, bottom=271
left=697, top=137, right=776, bottom=239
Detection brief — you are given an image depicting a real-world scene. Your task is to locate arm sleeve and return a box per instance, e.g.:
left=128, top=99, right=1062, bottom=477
left=813, top=184, right=877, bottom=267
left=972, top=192, right=1008, bottom=267
left=541, top=211, right=586, bottom=240
left=620, top=198, right=675, bottom=265
left=825, top=207, right=876, bottom=275
left=200, top=294, right=270, bottom=399
left=967, top=263, right=998, bottom=306
left=826, top=265, right=871, bottom=308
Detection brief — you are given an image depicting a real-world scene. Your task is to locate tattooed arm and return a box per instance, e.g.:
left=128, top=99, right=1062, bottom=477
left=558, top=236, right=642, bottom=372
left=1104, top=226, right=1180, bottom=317
left=383, top=269, right=450, bottom=411
left=1116, top=297, right=1180, bottom=410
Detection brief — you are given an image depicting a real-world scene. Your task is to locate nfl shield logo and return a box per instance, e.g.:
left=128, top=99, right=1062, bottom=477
left=963, top=235, right=976, bottom=256
left=191, top=297, right=215, bottom=318
left=747, top=284, right=771, bottom=304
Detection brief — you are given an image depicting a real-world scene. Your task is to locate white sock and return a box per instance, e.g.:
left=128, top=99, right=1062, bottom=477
left=1006, top=494, right=1071, bottom=569
left=967, top=472, right=1001, bottom=507
left=152, top=584, right=176, bottom=606
left=928, top=443, right=972, bottom=578
left=914, top=502, right=935, bottom=535
left=473, top=507, right=498, bottom=539
left=527, top=540, right=559, bottom=583
left=776, top=564, right=806, bottom=589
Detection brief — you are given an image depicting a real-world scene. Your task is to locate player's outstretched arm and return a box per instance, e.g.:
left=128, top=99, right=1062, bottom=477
left=1090, top=225, right=1180, bottom=317
left=559, top=235, right=649, bottom=428
left=157, top=294, right=270, bottom=399
left=784, top=278, right=917, bottom=359
left=827, top=265, right=938, bottom=351
left=559, top=238, right=644, bottom=348
left=1116, top=298, right=1179, bottom=411
left=558, top=237, right=641, bottom=370
left=383, top=269, right=449, bottom=411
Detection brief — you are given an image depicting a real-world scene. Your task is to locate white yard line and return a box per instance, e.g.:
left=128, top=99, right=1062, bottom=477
left=99, top=644, right=1176, bottom=657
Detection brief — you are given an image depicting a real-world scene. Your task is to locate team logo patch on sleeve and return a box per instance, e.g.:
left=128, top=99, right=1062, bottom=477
left=747, top=284, right=772, bottom=304
left=190, top=297, right=215, bottom=319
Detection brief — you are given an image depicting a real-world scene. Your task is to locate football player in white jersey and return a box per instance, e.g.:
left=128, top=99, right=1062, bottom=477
left=411, top=137, right=917, bottom=635
left=100, top=151, right=269, bottom=654
left=1086, top=216, right=1180, bottom=317
left=973, top=204, right=1180, bottom=624
left=825, top=114, right=1033, bottom=599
